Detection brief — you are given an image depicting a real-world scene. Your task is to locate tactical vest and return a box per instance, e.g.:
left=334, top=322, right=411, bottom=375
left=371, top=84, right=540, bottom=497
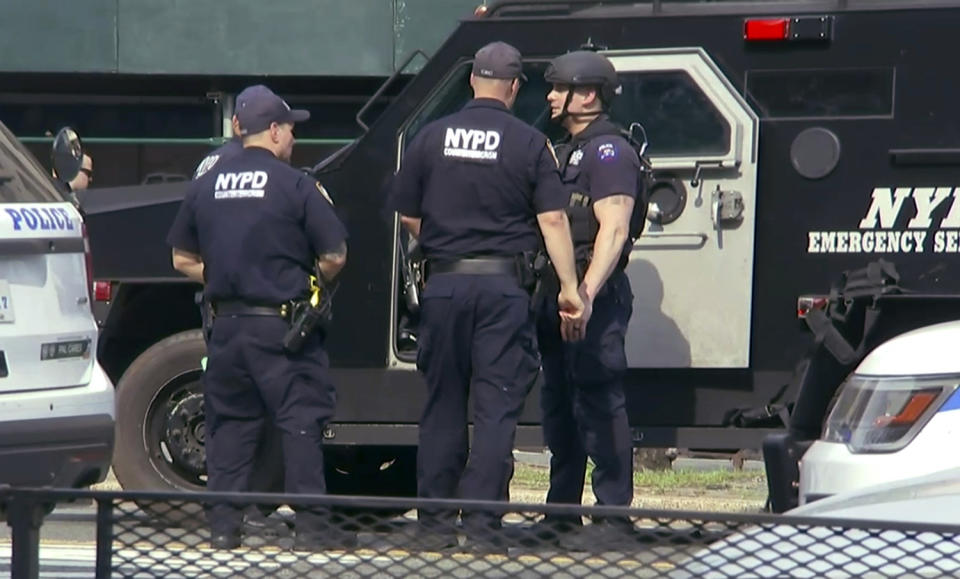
left=553, top=116, right=651, bottom=267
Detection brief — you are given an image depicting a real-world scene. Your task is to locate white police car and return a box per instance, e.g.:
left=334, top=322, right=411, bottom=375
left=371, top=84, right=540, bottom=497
left=0, top=123, right=114, bottom=500
left=799, top=320, right=960, bottom=505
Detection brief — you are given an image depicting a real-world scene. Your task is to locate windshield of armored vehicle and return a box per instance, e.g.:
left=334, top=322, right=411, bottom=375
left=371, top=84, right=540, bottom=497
left=404, top=60, right=729, bottom=157
left=0, top=121, right=66, bottom=202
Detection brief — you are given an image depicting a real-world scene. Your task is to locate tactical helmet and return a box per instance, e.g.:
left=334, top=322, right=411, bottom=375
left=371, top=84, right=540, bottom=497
left=544, top=50, right=621, bottom=103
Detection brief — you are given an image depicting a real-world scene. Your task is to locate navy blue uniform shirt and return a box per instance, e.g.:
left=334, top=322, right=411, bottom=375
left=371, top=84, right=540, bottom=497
left=389, top=98, right=567, bottom=260
left=167, top=146, right=347, bottom=304
left=559, top=116, right=641, bottom=205
left=193, top=138, right=244, bottom=180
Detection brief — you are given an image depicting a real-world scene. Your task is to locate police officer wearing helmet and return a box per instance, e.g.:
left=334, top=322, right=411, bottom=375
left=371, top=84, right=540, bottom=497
left=537, top=50, right=642, bottom=544
left=167, top=84, right=351, bottom=551
left=389, top=41, right=587, bottom=552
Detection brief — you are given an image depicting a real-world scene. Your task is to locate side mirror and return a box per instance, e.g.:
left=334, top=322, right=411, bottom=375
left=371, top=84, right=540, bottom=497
left=51, top=126, right=84, bottom=183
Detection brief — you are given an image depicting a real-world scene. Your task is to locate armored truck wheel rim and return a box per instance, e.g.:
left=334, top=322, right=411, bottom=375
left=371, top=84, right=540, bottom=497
left=147, top=369, right=206, bottom=488
left=113, top=331, right=209, bottom=494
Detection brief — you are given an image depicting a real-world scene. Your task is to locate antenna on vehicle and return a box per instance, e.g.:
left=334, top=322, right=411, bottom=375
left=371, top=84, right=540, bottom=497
left=579, top=38, right=607, bottom=51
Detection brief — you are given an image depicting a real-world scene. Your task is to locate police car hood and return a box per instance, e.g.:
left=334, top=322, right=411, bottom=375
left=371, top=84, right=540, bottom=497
left=77, top=181, right=189, bottom=281
left=855, top=319, right=960, bottom=376
left=676, top=467, right=960, bottom=578
left=787, top=465, right=960, bottom=523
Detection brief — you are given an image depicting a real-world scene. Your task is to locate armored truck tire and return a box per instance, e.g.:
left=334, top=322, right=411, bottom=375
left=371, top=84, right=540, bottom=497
left=112, top=329, right=418, bottom=524
left=112, top=330, right=229, bottom=524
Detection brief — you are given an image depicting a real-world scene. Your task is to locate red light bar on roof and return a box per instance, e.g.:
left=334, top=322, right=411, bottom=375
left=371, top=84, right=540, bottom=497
left=744, top=18, right=790, bottom=41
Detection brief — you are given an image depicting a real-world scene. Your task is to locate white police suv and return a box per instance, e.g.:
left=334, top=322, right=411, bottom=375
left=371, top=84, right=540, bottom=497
left=0, top=122, right=114, bottom=498
left=799, top=320, right=960, bottom=505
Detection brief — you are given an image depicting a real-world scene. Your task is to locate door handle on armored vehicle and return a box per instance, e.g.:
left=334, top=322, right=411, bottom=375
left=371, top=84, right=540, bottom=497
left=711, top=186, right=745, bottom=229
left=632, top=232, right=708, bottom=250
left=690, top=160, right=726, bottom=188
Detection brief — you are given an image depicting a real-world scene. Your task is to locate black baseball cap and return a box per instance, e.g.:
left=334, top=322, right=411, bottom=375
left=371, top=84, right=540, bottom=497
left=472, top=41, right=528, bottom=82
left=235, top=84, right=310, bottom=135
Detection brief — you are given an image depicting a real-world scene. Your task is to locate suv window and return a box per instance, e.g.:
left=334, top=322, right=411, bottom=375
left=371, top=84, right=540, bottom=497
left=0, top=122, right=65, bottom=203
left=403, top=61, right=730, bottom=158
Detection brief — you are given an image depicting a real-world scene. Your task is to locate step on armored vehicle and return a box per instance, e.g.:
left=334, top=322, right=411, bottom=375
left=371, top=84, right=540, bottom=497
left=70, top=0, right=960, bottom=509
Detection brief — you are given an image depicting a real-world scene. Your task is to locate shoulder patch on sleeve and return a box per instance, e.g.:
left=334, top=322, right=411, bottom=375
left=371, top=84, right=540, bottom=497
left=193, top=154, right=220, bottom=179
left=316, top=182, right=334, bottom=205
left=597, top=142, right=618, bottom=163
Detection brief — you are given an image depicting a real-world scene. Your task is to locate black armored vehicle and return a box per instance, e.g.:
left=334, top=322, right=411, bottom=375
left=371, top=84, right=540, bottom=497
left=76, top=0, right=960, bottom=510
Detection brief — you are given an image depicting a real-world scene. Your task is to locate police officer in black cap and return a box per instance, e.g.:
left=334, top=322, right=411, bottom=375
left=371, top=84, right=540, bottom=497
left=191, top=90, right=287, bottom=532
left=390, top=41, right=587, bottom=552
left=192, top=88, right=265, bottom=179
left=194, top=134, right=242, bottom=179
left=536, top=50, right=642, bottom=546
left=167, top=84, right=351, bottom=551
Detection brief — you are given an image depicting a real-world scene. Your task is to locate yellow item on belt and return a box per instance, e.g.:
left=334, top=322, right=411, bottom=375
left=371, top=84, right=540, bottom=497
left=309, top=275, right=321, bottom=307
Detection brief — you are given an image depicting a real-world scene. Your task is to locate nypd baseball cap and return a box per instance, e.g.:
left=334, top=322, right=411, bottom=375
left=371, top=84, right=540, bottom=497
left=472, top=41, right=528, bottom=82
left=235, top=84, right=310, bottom=135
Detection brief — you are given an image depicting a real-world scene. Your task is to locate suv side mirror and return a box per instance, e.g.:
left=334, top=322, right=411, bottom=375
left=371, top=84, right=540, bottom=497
left=51, top=127, right=84, bottom=183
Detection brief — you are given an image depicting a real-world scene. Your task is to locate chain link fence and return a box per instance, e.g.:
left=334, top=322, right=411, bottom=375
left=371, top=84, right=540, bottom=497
left=3, top=488, right=960, bottom=578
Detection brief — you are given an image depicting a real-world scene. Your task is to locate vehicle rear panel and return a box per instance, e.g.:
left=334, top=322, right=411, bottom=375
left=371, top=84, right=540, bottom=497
left=0, top=206, right=96, bottom=393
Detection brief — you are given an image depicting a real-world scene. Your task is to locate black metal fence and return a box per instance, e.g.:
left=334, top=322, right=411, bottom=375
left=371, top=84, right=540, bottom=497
left=3, top=487, right=960, bottom=578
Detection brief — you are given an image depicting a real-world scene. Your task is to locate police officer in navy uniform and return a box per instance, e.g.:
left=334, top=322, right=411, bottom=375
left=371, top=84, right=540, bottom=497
left=167, top=84, right=352, bottom=551
left=194, top=136, right=242, bottom=179
left=536, top=51, right=642, bottom=547
left=191, top=92, right=286, bottom=532
left=193, top=98, right=248, bottom=180
left=389, top=41, right=587, bottom=552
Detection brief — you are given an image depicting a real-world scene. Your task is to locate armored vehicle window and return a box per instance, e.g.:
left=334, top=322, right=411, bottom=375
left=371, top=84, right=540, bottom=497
left=746, top=68, right=895, bottom=119
left=0, top=121, right=64, bottom=203
left=404, top=62, right=566, bottom=143
left=401, top=63, right=734, bottom=157
left=405, top=64, right=474, bottom=142
left=610, top=71, right=730, bottom=157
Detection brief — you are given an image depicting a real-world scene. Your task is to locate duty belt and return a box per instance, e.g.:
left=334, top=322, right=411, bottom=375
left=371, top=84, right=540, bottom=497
left=213, top=300, right=291, bottom=320
left=425, top=257, right=517, bottom=280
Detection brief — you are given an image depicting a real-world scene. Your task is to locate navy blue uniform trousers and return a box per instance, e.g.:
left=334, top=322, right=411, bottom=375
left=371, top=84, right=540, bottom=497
left=537, top=269, right=634, bottom=508
left=203, top=315, right=335, bottom=534
left=416, top=273, right=540, bottom=533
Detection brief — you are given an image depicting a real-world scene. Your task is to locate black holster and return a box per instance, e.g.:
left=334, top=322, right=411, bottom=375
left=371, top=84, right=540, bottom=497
left=282, top=300, right=328, bottom=353
left=196, top=290, right=215, bottom=343
left=282, top=277, right=339, bottom=354
left=516, top=251, right=546, bottom=294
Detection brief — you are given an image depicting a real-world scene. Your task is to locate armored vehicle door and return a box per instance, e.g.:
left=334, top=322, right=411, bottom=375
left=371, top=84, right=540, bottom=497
left=388, top=48, right=758, bottom=370
left=602, top=48, right=759, bottom=369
